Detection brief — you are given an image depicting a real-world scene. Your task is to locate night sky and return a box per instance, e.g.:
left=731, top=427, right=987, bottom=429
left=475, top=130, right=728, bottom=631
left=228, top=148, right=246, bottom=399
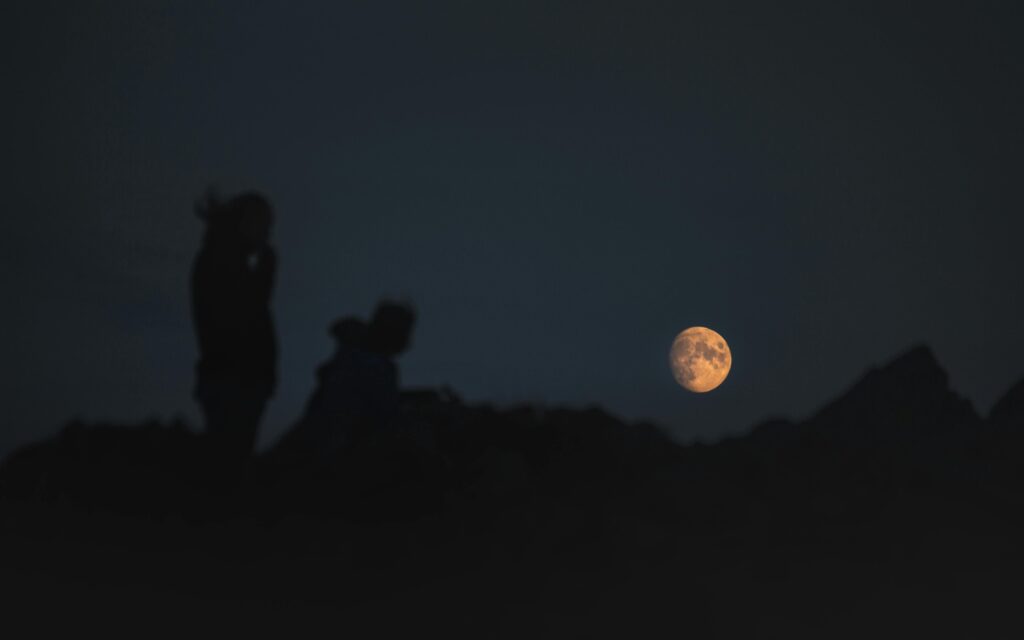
left=4, top=1, right=1023, bottom=457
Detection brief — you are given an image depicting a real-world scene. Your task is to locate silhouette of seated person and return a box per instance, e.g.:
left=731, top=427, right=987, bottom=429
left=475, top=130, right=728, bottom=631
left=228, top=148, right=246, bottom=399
left=190, top=190, right=277, bottom=460
left=281, top=301, right=416, bottom=459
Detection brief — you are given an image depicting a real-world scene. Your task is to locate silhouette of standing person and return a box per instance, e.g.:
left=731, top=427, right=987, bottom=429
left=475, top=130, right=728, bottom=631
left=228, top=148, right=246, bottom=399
left=191, top=190, right=277, bottom=459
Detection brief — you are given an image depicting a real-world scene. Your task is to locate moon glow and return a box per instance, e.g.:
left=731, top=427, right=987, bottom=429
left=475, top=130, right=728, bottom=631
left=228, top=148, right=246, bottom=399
left=670, top=327, right=732, bottom=393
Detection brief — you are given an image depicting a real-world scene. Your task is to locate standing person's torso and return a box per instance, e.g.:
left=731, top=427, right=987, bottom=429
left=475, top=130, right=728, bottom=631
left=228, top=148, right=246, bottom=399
left=191, top=244, right=277, bottom=392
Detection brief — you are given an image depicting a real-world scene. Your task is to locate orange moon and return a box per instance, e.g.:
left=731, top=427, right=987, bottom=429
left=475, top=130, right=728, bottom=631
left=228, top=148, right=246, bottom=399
left=669, top=327, right=732, bottom=393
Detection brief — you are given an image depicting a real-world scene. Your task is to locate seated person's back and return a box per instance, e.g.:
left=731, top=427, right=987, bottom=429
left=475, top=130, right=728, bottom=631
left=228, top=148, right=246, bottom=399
left=281, top=302, right=416, bottom=456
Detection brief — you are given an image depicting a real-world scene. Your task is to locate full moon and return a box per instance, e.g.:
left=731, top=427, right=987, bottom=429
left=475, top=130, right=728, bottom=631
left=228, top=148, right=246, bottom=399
left=669, top=327, right=732, bottom=393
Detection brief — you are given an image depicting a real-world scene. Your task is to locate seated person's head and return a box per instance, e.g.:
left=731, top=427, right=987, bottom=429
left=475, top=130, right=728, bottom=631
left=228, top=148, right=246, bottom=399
left=329, top=316, right=368, bottom=347
left=365, top=301, right=416, bottom=357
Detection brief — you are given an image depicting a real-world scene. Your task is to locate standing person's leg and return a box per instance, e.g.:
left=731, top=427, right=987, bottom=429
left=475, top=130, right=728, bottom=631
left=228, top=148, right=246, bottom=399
left=197, top=377, right=232, bottom=458
left=232, top=392, right=267, bottom=457
left=198, top=378, right=264, bottom=460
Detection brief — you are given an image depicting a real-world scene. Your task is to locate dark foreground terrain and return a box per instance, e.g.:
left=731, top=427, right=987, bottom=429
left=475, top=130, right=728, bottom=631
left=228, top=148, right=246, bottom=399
left=3, top=345, right=1024, bottom=638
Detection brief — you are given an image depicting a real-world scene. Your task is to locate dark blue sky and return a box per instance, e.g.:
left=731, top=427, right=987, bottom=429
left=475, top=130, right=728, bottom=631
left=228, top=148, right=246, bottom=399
left=4, top=1, right=1023, bottom=455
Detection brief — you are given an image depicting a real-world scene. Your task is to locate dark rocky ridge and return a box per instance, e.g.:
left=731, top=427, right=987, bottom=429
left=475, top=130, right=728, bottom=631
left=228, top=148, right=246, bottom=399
left=990, top=377, right=1024, bottom=428
left=2, top=345, right=1024, bottom=637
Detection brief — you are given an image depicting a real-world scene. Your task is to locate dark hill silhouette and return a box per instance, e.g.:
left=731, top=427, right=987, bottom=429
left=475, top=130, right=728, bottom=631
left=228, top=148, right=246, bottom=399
left=3, top=345, right=1024, bottom=637
left=748, top=344, right=980, bottom=448
left=805, top=344, right=980, bottom=442
left=0, top=419, right=206, bottom=516
left=990, top=377, right=1024, bottom=429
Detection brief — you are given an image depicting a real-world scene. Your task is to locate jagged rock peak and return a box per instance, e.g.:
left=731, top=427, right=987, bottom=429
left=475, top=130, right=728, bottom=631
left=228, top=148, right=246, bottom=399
left=806, top=343, right=979, bottom=441
left=990, top=377, right=1024, bottom=426
left=866, top=343, right=946, bottom=386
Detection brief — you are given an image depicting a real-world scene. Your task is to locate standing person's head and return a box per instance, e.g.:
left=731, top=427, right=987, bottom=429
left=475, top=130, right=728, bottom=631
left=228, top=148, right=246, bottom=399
left=365, top=301, right=416, bottom=357
left=196, top=189, right=274, bottom=253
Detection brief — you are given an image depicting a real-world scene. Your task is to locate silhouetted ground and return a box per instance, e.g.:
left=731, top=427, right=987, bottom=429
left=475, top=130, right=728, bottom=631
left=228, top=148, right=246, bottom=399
left=2, top=345, right=1024, bottom=637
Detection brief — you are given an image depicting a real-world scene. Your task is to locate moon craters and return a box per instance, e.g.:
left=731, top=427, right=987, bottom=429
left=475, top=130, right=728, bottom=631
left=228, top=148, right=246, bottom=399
left=670, top=327, right=732, bottom=393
